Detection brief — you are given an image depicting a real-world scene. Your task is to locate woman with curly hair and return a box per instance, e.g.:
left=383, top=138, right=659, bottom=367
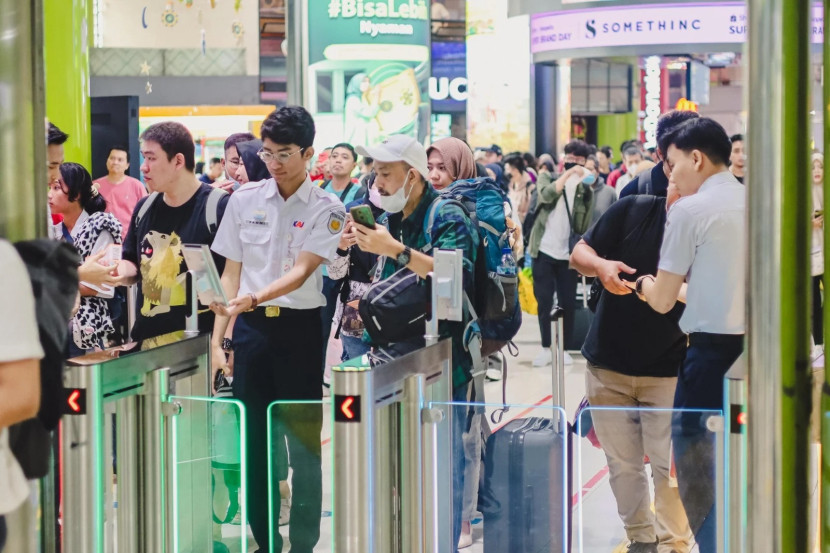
left=49, top=162, right=122, bottom=356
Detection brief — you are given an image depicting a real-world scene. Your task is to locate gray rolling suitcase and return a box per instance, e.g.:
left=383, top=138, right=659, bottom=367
left=481, top=306, right=571, bottom=553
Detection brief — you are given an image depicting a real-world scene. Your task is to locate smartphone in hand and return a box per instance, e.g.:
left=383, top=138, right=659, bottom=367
left=349, top=205, right=376, bottom=229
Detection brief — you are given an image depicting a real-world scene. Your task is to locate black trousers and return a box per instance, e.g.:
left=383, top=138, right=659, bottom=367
left=532, top=252, right=577, bottom=348
left=233, top=308, right=324, bottom=553
left=813, top=275, right=824, bottom=346
left=672, top=332, right=744, bottom=553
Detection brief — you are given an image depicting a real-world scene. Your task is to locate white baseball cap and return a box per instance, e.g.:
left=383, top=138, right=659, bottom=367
left=355, top=135, right=429, bottom=180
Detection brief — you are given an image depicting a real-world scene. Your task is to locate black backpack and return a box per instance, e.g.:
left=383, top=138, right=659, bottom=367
left=8, top=240, right=80, bottom=478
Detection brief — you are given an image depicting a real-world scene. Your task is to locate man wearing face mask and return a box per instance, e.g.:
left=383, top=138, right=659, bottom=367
left=351, top=134, right=478, bottom=553
left=615, top=146, right=645, bottom=195
left=527, top=139, right=595, bottom=367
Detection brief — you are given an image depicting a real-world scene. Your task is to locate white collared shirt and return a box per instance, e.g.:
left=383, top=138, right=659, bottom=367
left=211, top=176, right=346, bottom=309
left=659, top=170, right=746, bottom=334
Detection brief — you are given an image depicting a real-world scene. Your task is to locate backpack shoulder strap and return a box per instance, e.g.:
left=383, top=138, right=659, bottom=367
left=421, top=197, right=453, bottom=253
left=622, top=195, right=661, bottom=240
left=205, top=187, right=228, bottom=234
left=636, top=166, right=653, bottom=195
left=135, top=192, right=159, bottom=226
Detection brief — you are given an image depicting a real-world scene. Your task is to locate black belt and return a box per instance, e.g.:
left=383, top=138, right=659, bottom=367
left=688, top=332, right=744, bottom=347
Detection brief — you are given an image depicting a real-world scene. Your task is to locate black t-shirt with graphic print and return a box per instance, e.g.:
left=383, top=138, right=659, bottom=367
left=122, top=183, right=229, bottom=341
left=580, top=195, right=686, bottom=378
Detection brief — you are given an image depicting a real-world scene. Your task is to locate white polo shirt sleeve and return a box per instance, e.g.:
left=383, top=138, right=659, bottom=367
left=211, top=193, right=243, bottom=263
left=658, top=203, right=696, bottom=277
left=0, top=240, right=44, bottom=362
left=303, top=204, right=346, bottom=263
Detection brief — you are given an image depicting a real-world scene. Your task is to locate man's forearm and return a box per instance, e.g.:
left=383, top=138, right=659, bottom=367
left=569, top=242, right=600, bottom=277
left=0, top=359, right=41, bottom=428
left=212, top=271, right=241, bottom=346
left=117, top=260, right=140, bottom=285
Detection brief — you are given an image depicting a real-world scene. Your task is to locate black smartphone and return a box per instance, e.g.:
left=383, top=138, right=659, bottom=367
left=350, top=205, right=376, bottom=229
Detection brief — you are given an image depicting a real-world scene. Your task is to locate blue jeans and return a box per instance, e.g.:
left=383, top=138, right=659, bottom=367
left=452, top=381, right=472, bottom=552
left=341, top=334, right=370, bottom=361
left=672, top=333, right=743, bottom=553
left=320, top=276, right=341, bottom=371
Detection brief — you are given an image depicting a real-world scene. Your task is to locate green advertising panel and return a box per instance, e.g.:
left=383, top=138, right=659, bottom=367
left=307, top=0, right=431, bottom=150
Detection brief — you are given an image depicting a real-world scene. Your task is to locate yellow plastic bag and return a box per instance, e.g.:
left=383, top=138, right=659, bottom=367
left=518, top=267, right=537, bottom=315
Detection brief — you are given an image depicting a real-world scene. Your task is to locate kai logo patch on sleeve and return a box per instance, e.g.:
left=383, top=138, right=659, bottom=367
left=328, top=210, right=346, bottom=234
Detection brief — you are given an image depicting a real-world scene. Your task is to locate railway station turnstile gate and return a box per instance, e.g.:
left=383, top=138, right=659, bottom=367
left=60, top=331, right=245, bottom=553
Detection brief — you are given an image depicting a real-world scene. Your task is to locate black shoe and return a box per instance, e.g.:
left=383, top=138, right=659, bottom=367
left=627, top=541, right=658, bottom=553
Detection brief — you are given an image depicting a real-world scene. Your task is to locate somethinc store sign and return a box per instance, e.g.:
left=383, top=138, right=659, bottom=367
left=530, top=2, right=824, bottom=53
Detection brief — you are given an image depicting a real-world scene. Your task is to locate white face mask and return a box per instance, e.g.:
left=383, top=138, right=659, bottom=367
left=368, top=185, right=383, bottom=208
left=379, top=172, right=412, bottom=214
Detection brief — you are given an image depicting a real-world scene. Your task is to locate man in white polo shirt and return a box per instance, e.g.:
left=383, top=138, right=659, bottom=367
left=633, top=117, right=745, bottom=553
left=210, top=106, right=345, bottom=553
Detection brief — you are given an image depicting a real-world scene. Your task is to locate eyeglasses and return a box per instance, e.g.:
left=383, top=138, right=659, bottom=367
left=257, top=148, right=305, bottom=164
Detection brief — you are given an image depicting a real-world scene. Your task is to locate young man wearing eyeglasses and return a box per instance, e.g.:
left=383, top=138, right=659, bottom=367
left=209, top=106, right=345, bottom=553
left=217, top=132, right=256, bottom=192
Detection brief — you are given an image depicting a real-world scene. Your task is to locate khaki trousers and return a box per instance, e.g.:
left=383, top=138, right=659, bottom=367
left=586, top=363, right=694, bottom=553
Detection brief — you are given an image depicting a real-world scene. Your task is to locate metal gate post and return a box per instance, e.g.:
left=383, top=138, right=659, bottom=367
left=143, top=367, right=171, bottom=552
left=333, top=366, right=375, bottom=553
left=61, top=363, right=105, bottom=553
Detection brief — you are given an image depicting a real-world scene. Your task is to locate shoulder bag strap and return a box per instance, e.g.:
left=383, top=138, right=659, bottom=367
left=135, top=192, right=159, bottom=226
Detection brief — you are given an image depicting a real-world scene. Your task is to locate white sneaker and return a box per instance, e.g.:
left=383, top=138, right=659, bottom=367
left=485, top=353, right=503, bottom=381
left=532, top=348, right=552, bottom=367
left=812, top=344, right=824, bottom=368
left=279, top=497, right=291, bottom=526
left=458, top=521, right=473, bottom=549
left=563, top=351, right=574, bottom=365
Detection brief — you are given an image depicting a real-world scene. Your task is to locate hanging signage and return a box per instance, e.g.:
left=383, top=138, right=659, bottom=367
left=307, top=0, right=431, bottom=148
left=641, top=56, right=662, bottom=149
left=530, top=2, right=824, bottom=54
left=430, top=41, right=467, bottom=113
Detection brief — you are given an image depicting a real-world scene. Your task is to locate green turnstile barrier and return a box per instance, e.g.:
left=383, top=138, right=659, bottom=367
left=429, top=400, right=570, bottom=553
left=171, top=395, right=247, bottom=553
left=266, top=399, right=333, bottom=553
left=60, top=331, right=235, bottom=553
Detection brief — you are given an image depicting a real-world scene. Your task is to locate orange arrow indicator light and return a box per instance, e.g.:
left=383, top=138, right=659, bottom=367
left=334, top=395, right=361, bottom=423
left=68, top=390, right=81, bottom=412
left=64, top=388, right=87, bottom=415
left=341, top=397, right=354, bottom=419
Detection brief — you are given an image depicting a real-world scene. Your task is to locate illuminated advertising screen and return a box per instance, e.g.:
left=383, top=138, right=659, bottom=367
left=466, top=0, right=531, bottom=153
left=530, top=2, right=823, bottom=54
left=307, top=0, right=431, bottom=150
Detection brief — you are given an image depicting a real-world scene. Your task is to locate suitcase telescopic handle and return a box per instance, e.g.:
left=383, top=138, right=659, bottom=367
left=549, top=306, right=566, bottom=410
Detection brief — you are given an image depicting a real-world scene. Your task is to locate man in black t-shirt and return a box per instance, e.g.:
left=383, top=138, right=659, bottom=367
left=116, top=122, right=229, bottom=341
left=570, top=186, right=693, bottom=553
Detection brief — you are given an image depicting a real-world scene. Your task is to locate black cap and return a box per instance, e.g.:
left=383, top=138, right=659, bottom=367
left=485, top=144, right=502, bottom=156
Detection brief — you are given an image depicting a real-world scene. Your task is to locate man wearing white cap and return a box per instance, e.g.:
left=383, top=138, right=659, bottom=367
left=351, top=134, right=478, bottom=551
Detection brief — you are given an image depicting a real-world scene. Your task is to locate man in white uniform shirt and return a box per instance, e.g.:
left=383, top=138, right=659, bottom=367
left=210, top=106, right=345, bottom=553
left=633, top=118, right=745, bottom=553
left=0, top=240, right=45, bottom=550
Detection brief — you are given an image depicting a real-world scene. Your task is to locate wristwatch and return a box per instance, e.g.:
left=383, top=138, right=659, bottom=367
left=396, top=246, right=412, bottom=267
left=635, top=275, right=653, bottom=299
left=221, top=338, right=233, bottom=352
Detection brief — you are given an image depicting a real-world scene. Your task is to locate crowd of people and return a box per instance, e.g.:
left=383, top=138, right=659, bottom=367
left=2, top=102, right=824, bottom=553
